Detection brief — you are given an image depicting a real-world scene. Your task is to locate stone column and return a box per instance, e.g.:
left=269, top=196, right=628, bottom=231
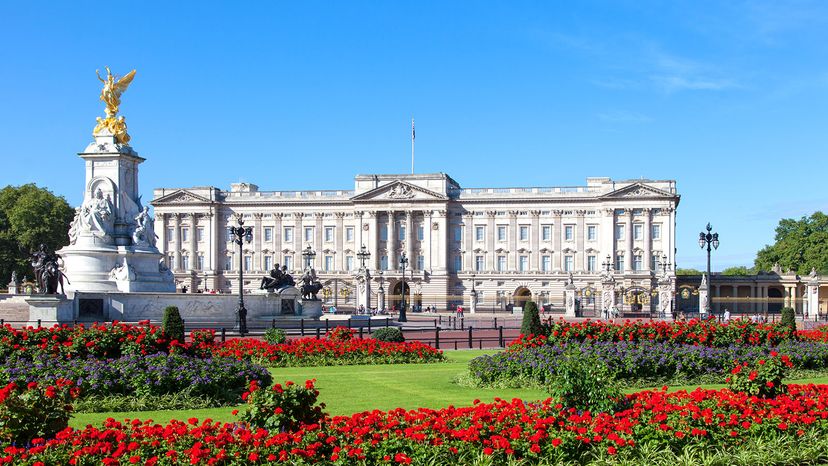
left=405, top=210, right=414, bottom=269
left=732, top=284, right=738, bottom=314
left=508, top=210, right=518, bottom=270
left=530, top=210, right=540, bottom=272
left=643, top=208, right=652, bottom=272
left=425, top=210, right=434, bottom=271
left=293, top=213, right=303, bottom=272
left=156, top=214, right=167, bottom=256
left=698, top=274, right=709, bottom=315
left=190, top=213, right=199, bottom=271
left=486, top=211, right=496, bottom=272
left=211, top=210, right=220, bottom=275
left=565, top=280, right=577, bottom=317
left=252, top=213, right=263, bottom=271
left=463, top=213, right=474, bottom=271
left=625, top=209, right=634, bottom=272
left=435, top=210, right=448, bottom=271
left=602, top=208, right=615, bottom=268
left=552, top=210, right=563, bottom=271
left=335, top=212, right=345, bottom=271
left=807, top=273, right=820, bottom=319
left=314, top=213, right=323, bottom=270
left=172, top=214, right=181, bottom=271
left=575, top=210, right=585, bottom=272
left=368, top=211, right=379, bottom=270
left=355, top=211, right=364, bottom=255
left=387, top=211, right=396, bottom=270
left=273, top=213, right=283, bottom=268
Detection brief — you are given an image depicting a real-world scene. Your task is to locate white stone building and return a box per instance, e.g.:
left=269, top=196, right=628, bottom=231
left=151, top=173, right=679, bottom=315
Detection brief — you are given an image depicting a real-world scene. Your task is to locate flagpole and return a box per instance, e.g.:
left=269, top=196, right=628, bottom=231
left=411, top=118, right=415, bottom=175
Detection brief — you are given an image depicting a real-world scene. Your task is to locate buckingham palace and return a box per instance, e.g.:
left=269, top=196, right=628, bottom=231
left=151, top=173, right=679, bottom=314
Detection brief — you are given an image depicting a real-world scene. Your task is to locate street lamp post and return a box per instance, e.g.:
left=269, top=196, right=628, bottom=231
left=698, top=223, right=719, bottom=315
left=357, top=244, right=370, bottom=270
left=302, top=244, right=316, bottom=271
left=398, top=252, right=408, bottom=322
left=229, top=216, right=252, bottom=336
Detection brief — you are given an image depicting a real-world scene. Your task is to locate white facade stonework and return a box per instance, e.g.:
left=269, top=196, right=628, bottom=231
left=152, top=174, right=680, bottom=315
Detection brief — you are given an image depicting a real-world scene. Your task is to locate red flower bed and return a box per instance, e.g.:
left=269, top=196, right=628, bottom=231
left=213, top=335, right=444, bottom=366
left=798, top=325, right=828, bottom=343
left=530, top=318, right=794, bottom=348
left=6, top=384, right=828, bottom=464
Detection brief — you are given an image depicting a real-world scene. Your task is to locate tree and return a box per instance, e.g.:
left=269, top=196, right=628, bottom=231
left=520, top=301, right=543, bottom=336
left=0, top=184, right=74, bottom=285
left=755, top=212, right=828, bottom=275
left=676, top=268, right=703, bottom=275
left=721, top=266, right=755, bottom=276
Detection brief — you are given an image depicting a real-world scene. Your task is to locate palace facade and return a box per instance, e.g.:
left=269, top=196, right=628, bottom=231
left=151, top=173, right=680, bottom=314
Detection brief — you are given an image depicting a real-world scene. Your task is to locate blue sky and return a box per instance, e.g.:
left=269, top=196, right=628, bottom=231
left=1, top=1, right=826, bottom=271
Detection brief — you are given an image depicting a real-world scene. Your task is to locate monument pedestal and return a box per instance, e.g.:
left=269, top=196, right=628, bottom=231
left=25, top=295, right=74, bottom=326
left=300, top=299, right=323, bottom=319
left=564, top=284, right=577, bottom=318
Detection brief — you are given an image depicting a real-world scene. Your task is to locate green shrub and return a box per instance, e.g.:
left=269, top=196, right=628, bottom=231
left=0, top=380, right=78, bottom=444
left=727, top=351, right=792, bottom=398
left=237, top=379, right=325, bottom=431
left=780, top=307, right=796, bottom=337
left=372, top=327, right=405, bottom=343
left=546, top=350, right=621, bottom=413
left=264, top=328, right=287, bottom=345
left=520, top=301, right=544, bottom=336
left=162, top=306, right=185, bottom=343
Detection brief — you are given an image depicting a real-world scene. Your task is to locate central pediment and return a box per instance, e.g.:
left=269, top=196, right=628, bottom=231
left=152, top=189, right=213, bottom=205
left=351, top=180, right=448, bottom=202
left=600, top=183, right=676, bottom=199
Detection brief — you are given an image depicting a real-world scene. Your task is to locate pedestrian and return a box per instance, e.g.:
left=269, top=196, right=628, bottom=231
left=723, top=307, right=731, bottom=322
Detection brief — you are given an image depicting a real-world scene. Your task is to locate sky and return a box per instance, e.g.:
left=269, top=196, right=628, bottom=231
left=1, top=1, right=826, bottom=271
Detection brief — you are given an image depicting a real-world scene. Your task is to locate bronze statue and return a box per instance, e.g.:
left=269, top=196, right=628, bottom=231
left=299, top=268, right=323, bottom=300
left=30, top=245, right=69, bottom=294
left=259, top=265, right=295, bottom=291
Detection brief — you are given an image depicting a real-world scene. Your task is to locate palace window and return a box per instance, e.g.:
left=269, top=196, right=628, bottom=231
left=587, top=225, right=597, bottom=241
left=651, top=255, right=658, bottom=270
left=633, top=224, right=643, bottom=240
left=182, top=255, right=189, bottom=270
left=346, top=256, right=354, bottom=271
left=564, top=225, right=574, bottom=241
left=197, top=227, right=205, bottom=242
left=652, top=224, right=662, bottom=240
left=264, top=255, right=273, bottom=271
left=244, top=255, right=252, bottom=272
left=324, top=227, right=334, bottom=243
left=475, top=226, right=485, bottom=241
left=345, top=227, right=354, bottom=242
left=497, top=226, right=507, bottom=241
left=615, top=255, right=624, bottom=272
left=497, top=255, right=506, bottom=272
left=283, top=255, right=293, bottom=271
left=263, top=227, right=272, bottom=242
left=633, top=254, right=643, bottom=271
left=283, top=227, right=293, bottom=242
left=564, top=255, right=574, bottom=272
left=417, top=255, right=424, bottom=270
left=380, top=225, right=388, bottom=241
left=168, top=254, right=175, bottom=268
left=181, top=227, right=189, bottom=242
left=304, top=227, right=313, bottom=242
left=417, top=225, right=424, bottom=241
left=398, top=226, right=406, bottom=241
left=541, top=255, right=551, bottom=272
left=615, top=224, right=625, bottom=240
left=542, top=225, right=551, bottom=241
left=475, top=255, right=484, bottom=272
left=224, top=256, right=232, bottom=271
left=454, top=255, right=462, bottom=272
left=519, top=226, right=529, bottom=241
left=324, top=255, right=333, bottom=271
left=519, top=255, right=528, bottom=272
left=454, top=225, right=462, bottom=242
left=380, top=256, right=388, bottom=270
left=588, top=255, right=597, bottom=272
left=167, top=228, right=174, bottom=241
left=197, top=254, right=205, bottom=271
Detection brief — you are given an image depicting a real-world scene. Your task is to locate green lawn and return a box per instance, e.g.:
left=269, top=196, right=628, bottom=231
left=69, top=350, right=828, bottom=429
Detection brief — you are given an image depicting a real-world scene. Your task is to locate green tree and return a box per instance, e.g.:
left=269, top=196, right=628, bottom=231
left=676, top=268, right=703, bottom=275
left=721, top=266, right=755, bottom=276
left=755, top=212, right=828, bottom=275
left=520, top=301, right=543, bottom=336
left=0, top=184, right=74, bottom=285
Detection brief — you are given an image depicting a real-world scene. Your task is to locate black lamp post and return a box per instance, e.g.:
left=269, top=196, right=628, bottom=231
left=229, top=216, right=252, bottom=336
left=398, top=252, right=408, bottom=322
left=603, top=254, right=613, bottom=273
left=302, top=244, right=316, bottom=270
left=698, top=223, right=719, bottom=315
left=357, top=244, right=370, bottom=270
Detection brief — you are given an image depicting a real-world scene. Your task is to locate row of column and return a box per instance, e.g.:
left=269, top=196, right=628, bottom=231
left=158, top=212, right=216, bottom=273
left=710, top=284, right=801, bottom=313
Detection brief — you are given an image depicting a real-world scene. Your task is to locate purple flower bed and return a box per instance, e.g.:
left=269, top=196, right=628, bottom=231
left=0, top=352, right=271, bottom=402
left=468, top=340, right=828, bottom=387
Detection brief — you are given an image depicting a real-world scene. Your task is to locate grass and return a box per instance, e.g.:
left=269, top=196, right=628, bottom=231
left=69, top=350, right=828, bottom=429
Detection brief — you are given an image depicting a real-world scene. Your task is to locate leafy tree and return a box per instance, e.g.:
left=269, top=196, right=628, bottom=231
left=162, top=306, right=185, bottom=343
left=755, top=212, right=828, bottom=275
left=0, top=184, right=74, bottom=285
left=676, top=268, right=703, bottom=275
left=520, top=301, right=543, bottom=336
left=721, top=266, right=755, bottom=276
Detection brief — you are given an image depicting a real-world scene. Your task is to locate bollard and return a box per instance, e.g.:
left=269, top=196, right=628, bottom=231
left=221, top=328, right=226, bottom=343
left=348, top=319, right=352, bottom=330
left=359, top=326, right=364, bottom=339
left=434, top=319, right=437, bottom=328
left=498, top=326, right=504, bottom=347
left=385, top=318, right=390, bottom=328
left=73, top=320, right=78, bottom=327
left=316, top=327, right=321, bottom=339
left=493, top=317, right=497, bottom=329
left=460, top=317, right=464, bottom=331
left=367, top=318, right=372, bottom=334
left=438, top=315, right=442, bottom=325
left=325, top=319, right=329, bottom=333
left=468, top=326, right=473, bottom=348
left=0, top=319, right=3, bottom=326
left=479, top=339, right=482, bottom=350
left=37, top=319, right=41, bottom=328
left=435, top=328, right=440, bottom=349
left=454, top=340, right=458, bottom=350
left=300, top=319, right=305, bottom=336
left=272, top=319, right=276, bottom=329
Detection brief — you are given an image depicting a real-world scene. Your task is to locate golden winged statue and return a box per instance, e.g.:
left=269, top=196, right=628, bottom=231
left=92, top=67, right=136, bottom=145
